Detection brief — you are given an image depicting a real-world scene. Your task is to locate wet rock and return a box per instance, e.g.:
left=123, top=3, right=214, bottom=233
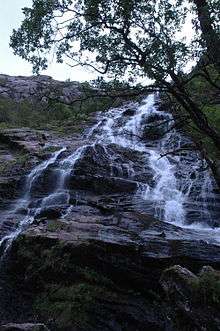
left=29, top=168, right=60, bottom=198
left=0, top=129, right=50, bottom=154
left=141, top=112, right=171, bottom=140
left=122, top=108, right=136, bottom=116
left=69, top=174, right=138, bottom=193
left=71, top=143, right=154, bottom=188
left=0, top=323, right=49, bottom=331
left=35, top=206, right=63, bottom=220
left=142, top=124, right=166, bottom=140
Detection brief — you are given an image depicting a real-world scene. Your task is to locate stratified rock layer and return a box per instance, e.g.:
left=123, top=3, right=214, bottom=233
left=4, top=206, right=220, bottom=331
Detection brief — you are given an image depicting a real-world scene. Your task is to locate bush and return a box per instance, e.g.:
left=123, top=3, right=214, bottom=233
left=191, top=269, right=220, bottom=307
left=0, top=91, right=115, bottom=133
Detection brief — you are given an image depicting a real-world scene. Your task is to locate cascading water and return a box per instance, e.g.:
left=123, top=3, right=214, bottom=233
left=0, top=94, right=219, bottom=251
left=90, top=94, right=220, bottom=239
left=0, top=147, right=66, bottom=251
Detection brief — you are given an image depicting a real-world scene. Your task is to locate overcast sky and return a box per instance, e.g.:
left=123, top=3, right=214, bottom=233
left=0, top=0, right=95, bottom=81
left=1, top=1, right=194, bottom=82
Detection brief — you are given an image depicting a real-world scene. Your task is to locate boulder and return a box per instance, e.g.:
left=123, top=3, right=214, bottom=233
left=122, top=108, right=136, bottom=116
left=160, top=265, right=197, bottom=300
left=160, top=265, right=220, bottom=331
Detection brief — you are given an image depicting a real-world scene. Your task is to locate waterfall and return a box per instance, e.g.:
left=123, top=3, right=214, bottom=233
left=0, top=147, right=66, bottom=251
left=0, top=94, right=219, bottom=251
left=90, top=94, right=220, bottom=237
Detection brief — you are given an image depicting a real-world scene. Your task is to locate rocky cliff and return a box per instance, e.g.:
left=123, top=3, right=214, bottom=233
left=0, top=75, right=81, bottom=104
left=0, top=83, right=219, bottom=331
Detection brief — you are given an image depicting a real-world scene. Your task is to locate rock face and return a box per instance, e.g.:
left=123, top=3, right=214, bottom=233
left=0, top=94, right=220, bottom=331
left=69, top=143, right=154, bottom=193
left=0, top=128, right=54, bottom=206
left=0, top=75, right=81, bottom=104
left=4, top=206, right=220, bottom=330
left=0, top=324, right=49, bottom=331
left=0, top=129, right=50, bottom=154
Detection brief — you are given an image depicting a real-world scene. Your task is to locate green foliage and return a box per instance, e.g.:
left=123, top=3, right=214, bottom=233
left=0, top=152, right=29, bottom=176
left=183, top=65, right=220, bottom=161
left=10, top=0, right=190, bottom=80
left=47, top=220, right=66, bottom=232
left=34, top=283, right=105, bottom=329
left=9, top=0, right=220, bottom=154
left=0, top=94, right=112, bottom=133
left=13, top=237, right=117, bottom=329
left=191, top=270, right=220, bottom=306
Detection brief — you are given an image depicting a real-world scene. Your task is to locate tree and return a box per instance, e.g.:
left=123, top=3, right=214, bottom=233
left=10, top=0, right=220, bottom=151
left=193, top=0, right=220, bottom=73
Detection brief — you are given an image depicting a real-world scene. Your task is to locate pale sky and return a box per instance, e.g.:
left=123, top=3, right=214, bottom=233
left=0, top=0, right=96, bottom=81
left=0, top=1, right=194, bottom=82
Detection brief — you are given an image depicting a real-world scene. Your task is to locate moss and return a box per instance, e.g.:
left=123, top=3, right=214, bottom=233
left=10, top=236, right=120, bottom=329
left=0, top=151, right=29, bottom=176
left=47, top=220, right=66, bottom=232
left=190, top=270, right=220, bottom=307
left=13, top=236, right=115, bottom=288
left=34, top=283, right=114, bottom=329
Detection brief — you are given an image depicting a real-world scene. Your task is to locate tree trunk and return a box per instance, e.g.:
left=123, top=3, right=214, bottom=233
left=166, top=76, right=220, bottom=152
left=193, top=0, right=220, bottom=73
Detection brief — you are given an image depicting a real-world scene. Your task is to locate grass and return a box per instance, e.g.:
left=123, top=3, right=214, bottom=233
left=0, top=152, right=29, bottom=176
left=47, top=220, right=66, bottom=232
left=0, top=91, right=115, bottom=135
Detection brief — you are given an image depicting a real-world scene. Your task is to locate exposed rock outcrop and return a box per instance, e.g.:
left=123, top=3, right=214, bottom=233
left=0, top=324, right=49, bottom=331
left=3, top=206, right=220, bottom=330
left=0, top=92, right=219, bottom=331
left=0, top=75, right=81, bottom=104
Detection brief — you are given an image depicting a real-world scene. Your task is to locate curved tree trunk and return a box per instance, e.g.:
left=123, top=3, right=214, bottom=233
left=193, top=0, right=220, bottom=73
left=165, top=74, right=220, bottom=152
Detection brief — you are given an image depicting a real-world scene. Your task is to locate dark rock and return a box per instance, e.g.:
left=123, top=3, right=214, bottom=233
left=29, top=168, right=60, bottom=198
left=0, top=129, right=50, bottom=154
left=141, top=112, right=171, bottom=140
left=160, top=265, right=197, bottom=299
left=0, top=323, right=49, bottom=331
left=71, top=143, right=154, bottom=189
left=5, top=207, right=220, bottom=331
left=122, top=108, right=136, bottom=116
left=69, top=174, right=138, bottom=193
left=35, top=206, right=63, bottom=220
left=142, top=124, right=166, bottom=140
left=160, top=265, right=220, bottom=331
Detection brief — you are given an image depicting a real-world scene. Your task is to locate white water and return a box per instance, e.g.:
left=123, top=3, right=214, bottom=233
left=0, top=94, right=219, bottom=250
left=0, top=147, right=65, bottom=251
left=91, top=94, right=220, bottom=240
